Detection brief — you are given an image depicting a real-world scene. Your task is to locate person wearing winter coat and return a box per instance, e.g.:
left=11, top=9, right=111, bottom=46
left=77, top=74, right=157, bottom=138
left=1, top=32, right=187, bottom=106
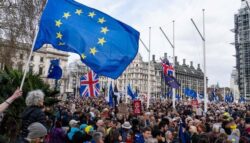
left=18, top=90, right=47, bottom=143
left=48, top=121, right=66, bottom=143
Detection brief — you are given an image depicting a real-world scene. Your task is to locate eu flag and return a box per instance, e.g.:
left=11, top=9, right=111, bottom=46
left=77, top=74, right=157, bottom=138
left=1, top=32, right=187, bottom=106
left=165, top=76, right=180, bottom=89
left=127, top=84, right=136, bottom=100
left=34, top=0, right=140, bottom=79
left=47, top=59, right=62, bottom=80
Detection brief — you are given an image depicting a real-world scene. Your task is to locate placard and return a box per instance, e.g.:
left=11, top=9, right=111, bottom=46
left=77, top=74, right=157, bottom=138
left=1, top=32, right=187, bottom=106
left=133, top=100, right=142, bottom=115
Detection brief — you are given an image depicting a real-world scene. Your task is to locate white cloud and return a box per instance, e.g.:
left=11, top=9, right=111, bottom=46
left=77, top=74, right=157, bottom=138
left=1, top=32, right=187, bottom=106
left=73, top=0, right=241, bottom=87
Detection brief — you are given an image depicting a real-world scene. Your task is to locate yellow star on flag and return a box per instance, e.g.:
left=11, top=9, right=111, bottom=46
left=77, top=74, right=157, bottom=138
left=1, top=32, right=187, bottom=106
left=101, top=27, right=109, bottom=34
left=88, top=11, right=96, bottom=18
left=63, top=12, right=71, bottom=19
left=75, top=9, right=83, bottom=15
left=55, top=20, right=62, bottom=27
left=56, top=32, right=63, bottom=39
left=98, top=17, right=106, bottom=24
left=81, top=53, right=87, bottom=59
left=98, top=37, right=106, bottom=46
left=90, top=47, right=98, bottom=55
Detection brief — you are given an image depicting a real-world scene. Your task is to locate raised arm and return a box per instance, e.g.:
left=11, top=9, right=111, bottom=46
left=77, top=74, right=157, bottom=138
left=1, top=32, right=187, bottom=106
left=0, top=88, right=23, bottom=113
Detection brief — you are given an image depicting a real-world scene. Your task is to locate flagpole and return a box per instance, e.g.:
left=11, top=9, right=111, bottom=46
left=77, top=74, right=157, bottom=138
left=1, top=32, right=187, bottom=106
left=172, top=20, right=176, bottom=109
left=244, top=76, right=246, bottom=102
left=191, top=9, right=207, bottom=113
left=224, top=87, right=226, bottom=101
left=139, top=37, right=150, bottom=108
left=20, top=27, right=39, bottom=90
left=146, top=27, right=151, bottom=109
left=159, top=24, right=177, bottom=109
left=196, top=79, right=199, bottom=98
left=125, top=72, right=128, bottom=103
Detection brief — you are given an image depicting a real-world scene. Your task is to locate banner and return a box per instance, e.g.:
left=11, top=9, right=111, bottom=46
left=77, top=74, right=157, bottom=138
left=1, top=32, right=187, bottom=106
left=133, top=100, right=142, bottom=115
left=191, top=99, right=199, bottom=108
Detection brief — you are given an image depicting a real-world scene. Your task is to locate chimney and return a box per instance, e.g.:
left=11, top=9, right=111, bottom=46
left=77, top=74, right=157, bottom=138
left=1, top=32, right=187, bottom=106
left=175, top=56, right=178, bottom=64
left=164, top=53, right=167, bottom=59
left=197, top=64, right=200, bottom=69
left=190, top=61, right=193, bottom=67
left=152, top=55, right=155, bottom=62
left=183, top=59, right=186, bottom=65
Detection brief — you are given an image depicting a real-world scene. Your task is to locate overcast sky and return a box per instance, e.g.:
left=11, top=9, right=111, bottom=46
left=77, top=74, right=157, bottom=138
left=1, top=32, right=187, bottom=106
left=72, top=0, right=243, bottom=87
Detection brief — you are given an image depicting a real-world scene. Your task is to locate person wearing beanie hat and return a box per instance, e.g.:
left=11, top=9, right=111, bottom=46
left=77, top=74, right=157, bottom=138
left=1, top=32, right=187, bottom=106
left=25, top=122, right=47, bottom=143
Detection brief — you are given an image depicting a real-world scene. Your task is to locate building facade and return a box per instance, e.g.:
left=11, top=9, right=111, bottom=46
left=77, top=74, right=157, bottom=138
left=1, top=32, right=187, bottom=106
left=13, top=44, right=69, bottom=93
left=68, top=53, right=205, bottom=98
left=234, top=0, right=250, bottom=100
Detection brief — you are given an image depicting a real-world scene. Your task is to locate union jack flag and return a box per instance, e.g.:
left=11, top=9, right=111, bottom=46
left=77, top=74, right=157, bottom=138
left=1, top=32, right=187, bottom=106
left=80, top=71, right=100, bottom=97
left=162, top=61, right=174, bottom=76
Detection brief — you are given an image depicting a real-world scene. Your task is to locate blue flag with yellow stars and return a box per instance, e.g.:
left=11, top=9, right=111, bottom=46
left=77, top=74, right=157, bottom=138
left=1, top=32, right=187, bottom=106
left=47, top=59, right=62, bottom=80
left=165, top=75, right=180, bottom=89
left=34, top=0, right=140, bottom=79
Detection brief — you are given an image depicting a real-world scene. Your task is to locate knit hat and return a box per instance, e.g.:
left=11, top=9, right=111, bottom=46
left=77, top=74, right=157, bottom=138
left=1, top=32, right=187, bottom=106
left=26, top=122, right=47, bottom=139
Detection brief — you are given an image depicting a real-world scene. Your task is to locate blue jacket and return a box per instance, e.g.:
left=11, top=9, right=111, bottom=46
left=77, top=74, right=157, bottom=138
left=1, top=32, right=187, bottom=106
left=67, top=127, right=81, bottom=140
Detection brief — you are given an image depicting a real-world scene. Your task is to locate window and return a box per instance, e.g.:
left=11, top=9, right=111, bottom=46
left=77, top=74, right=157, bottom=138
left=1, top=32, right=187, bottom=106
left=31, top=56, right=34, bottom=61
left=20, top=54, right=23, bottom=60
left=29, top=66, right=33, bottom=73
left=39, top=67, right=43, bottom=75
left=40, top=57, right=44, bottom=62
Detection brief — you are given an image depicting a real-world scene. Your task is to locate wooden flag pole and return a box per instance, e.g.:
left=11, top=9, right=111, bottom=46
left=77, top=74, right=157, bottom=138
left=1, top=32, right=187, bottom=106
left=20, top=27, right=39, bottom=90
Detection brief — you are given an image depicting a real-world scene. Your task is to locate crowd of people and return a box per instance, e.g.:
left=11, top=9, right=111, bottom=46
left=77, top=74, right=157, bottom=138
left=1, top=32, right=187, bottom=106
left=0, top=89, right=250, bottom=143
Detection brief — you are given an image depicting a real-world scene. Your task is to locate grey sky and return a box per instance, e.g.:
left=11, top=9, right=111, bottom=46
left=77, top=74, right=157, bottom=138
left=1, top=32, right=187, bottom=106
left=72, top=0, right=242, bottom=87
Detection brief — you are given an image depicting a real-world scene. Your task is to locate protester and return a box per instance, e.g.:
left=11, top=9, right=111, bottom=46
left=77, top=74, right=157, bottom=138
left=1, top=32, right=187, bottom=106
left=19, top=90, right=46, bottom=142
left=92, top=132, right=104, bottom=143
left=25, top=122, right=47, bottom=143
left=48, top=121, right=66, bottom=143
left=0, top=88, right=22, bottom=113
left=4, top=93, right=250, bottom=143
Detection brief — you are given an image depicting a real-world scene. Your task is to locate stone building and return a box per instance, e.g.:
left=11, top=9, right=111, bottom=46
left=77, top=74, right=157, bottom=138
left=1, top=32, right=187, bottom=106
left=12, top=44, right=69, bottom=93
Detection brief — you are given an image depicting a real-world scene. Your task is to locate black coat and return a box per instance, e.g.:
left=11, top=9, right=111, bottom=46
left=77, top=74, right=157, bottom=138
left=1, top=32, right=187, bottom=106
left=20, top=106, right=46, bottom=138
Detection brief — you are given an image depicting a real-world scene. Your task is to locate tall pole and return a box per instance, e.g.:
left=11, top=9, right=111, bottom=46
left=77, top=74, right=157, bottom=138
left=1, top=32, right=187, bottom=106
left=125, top=72, right=128, bottom=103
left=202, top=9, right=207, bottom=112
left=147, top=27, right=151, bottom=109
left=244, top=76, right=247, bottom=101
left=224, top=87, right=226, bottom=101
left=20, top=27, right=39, bottom=90
left=159, top=26, right=177, bottom=108
left=196, top=80, right=199, bottom=97
left=234, top=84, right=236, bottom=103
left=190, top=9, right=207, bottom=112
left=172, top=21, right=176, bottom=109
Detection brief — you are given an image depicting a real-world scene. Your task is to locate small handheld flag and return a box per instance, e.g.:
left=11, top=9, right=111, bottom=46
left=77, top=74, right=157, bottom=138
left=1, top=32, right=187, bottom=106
left=47, top=59, right=62, bottom=80
left=34, top=0, right=140, bottom=79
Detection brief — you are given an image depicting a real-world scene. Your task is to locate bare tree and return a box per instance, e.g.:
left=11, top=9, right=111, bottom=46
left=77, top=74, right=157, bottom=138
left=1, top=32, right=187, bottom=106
left=0, top=0, right=46, bottom=70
